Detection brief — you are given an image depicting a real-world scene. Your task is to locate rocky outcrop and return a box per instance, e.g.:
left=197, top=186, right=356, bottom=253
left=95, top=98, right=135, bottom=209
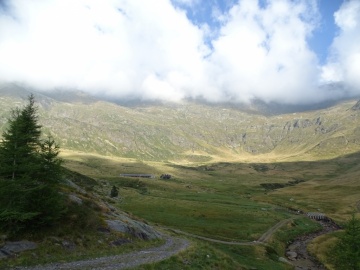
left=106, top=213, right=162, bottom=240
left=0, top=241, right=37, bottom=259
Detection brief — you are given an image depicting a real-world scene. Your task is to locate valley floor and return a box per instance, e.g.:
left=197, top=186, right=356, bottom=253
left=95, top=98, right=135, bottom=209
left=10, top=216, right=334, bottom=270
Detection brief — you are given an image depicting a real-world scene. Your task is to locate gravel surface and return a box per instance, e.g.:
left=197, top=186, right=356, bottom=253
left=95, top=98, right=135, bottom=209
left=8, top=218, right=291, bottom=270
left=9, top=217, right=333, bottom=269
left=14, top=236, right=190, bottom=270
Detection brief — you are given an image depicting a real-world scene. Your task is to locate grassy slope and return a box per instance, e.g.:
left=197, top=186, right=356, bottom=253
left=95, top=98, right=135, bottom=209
left=61, top=149, right=360, bottom=269
left=0, top=164, right=164, bottom=269
left=258, top=152, right=360, bottom=221
left=46, top=99, right=360, bottom=162
left=1, top=87, right=360, bottom=163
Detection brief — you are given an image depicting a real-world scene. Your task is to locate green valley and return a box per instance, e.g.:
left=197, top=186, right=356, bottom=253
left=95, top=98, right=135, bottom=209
left=0, top=84, right=359, bottom=269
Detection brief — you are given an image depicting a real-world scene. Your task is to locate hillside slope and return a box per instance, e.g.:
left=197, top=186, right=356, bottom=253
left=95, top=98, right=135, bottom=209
left=1, top=84, right=360, bottom=162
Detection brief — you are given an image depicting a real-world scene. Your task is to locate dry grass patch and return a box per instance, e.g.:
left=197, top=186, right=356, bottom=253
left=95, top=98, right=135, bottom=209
left=308, top=233, right=339, bottom=270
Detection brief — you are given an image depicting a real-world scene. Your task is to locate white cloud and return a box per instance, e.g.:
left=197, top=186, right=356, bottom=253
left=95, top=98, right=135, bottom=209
left=206, top=0, right=321, bottom=104
left=0, top=0, right=209, bottom=102
left=321, top=0, right=360, bottom=94
left=0, top=0, right=355, bottom=105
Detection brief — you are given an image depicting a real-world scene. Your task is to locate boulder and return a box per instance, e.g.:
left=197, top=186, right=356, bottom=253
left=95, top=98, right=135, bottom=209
left=69, top=194, right=83, bottom=204
left=286, top=251, right=298, bottom=260
left=0, top=241, right=37, bottom=259
left=106, top=214, right=161, bottom=240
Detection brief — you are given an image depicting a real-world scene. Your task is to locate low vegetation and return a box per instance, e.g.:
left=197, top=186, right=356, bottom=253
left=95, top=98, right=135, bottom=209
left=61, top=149, right=360, bottom=269
left=135, top=241, right=290, bottom=270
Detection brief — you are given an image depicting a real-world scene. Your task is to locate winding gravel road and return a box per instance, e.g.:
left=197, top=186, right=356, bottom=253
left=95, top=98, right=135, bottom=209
left=16, top=236, right=189, bottom=270
left=12, top=218, right=293, bottom=269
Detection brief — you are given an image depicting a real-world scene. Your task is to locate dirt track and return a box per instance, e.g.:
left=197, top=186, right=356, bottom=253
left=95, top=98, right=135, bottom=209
left=13, top=218, right=292, bottom=270
left=166, top=218, right=293, bottom=246
left=16, top=236, right=189, bottom=270
left=14, top=217, right=330, bottom=270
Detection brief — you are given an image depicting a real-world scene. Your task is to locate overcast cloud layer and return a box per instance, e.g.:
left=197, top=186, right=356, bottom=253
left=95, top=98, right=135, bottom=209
left=0, top=0, right=359, bottom=104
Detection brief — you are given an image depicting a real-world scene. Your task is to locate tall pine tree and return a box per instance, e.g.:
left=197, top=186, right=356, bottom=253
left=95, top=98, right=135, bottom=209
left=0, top=94, right=65, bottom=233
left=0, top=94, right=42, bottom=180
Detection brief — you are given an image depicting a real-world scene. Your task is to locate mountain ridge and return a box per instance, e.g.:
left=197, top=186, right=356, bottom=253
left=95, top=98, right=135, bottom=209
left=1, top=84, right=360, bottom=163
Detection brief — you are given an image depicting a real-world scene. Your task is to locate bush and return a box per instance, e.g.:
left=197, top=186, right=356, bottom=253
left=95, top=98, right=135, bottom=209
left=110, top=186, right=119, bottom=198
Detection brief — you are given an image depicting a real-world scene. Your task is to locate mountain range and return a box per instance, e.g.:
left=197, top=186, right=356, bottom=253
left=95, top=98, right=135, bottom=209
left=1, top=83, right=360, bottom=163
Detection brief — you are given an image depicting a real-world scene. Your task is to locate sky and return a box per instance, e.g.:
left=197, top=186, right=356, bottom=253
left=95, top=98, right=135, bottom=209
left=0, top=0, right=359, bottom=105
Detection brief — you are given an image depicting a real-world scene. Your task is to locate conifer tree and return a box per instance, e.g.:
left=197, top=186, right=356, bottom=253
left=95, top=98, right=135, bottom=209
left=110, top=185, right=119, bottom=198
left=332, top=214, right=360, bottom=270
left=0, top=94, right=65, bottom=233
left=38, top=136, right=63, bottom=185
left=0, top=94, right=42, bottom=180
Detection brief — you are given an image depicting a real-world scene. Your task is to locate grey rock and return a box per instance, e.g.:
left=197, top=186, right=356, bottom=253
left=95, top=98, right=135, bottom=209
left=106, top=214, right=161, bottom=240
left=0, top=240, right=37, bottom=259
left=65, top=179, right=87, bottom=194
left=2, top=240, right=37, bottom=253
left=68, top=194, right=83, bottom=204
left=279, top=256, right=292, bottom=265
left=286, top=251, right=298, bottom=260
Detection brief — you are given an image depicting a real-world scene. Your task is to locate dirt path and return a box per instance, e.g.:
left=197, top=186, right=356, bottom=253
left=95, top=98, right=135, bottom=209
left=10, top=218, right=293, bottom=270
left=257, top=218, right=293, bottom=243
left=166, top=217, right=339, bottom=270
left=16, top=236, right=189, bottom=270
left=13, top=217, right=330, bottom=270
left=165, top=218, right=293, bottom=246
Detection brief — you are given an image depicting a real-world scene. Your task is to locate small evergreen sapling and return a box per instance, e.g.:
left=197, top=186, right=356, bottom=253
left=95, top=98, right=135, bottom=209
left=110, top=186, right=119, bottom=198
